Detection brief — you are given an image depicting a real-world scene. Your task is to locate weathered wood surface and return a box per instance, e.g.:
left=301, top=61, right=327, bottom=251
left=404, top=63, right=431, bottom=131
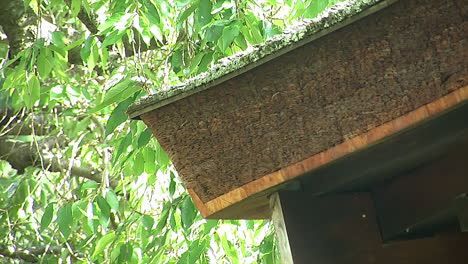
left=270, top=193, right=293, bottom=264
left=140, top=0, right=467, bottom=218
left=195, top=86, right=468, bottom=218
left=275, top=191, right=468, bottom=263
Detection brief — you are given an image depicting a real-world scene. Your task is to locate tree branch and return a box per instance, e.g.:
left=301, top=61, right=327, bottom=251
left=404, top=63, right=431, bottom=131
left=0, top=244, right=64, bottom=263
left=0, top=0, right=37, bottom=59
left=0, top=137, right=118, bottom=189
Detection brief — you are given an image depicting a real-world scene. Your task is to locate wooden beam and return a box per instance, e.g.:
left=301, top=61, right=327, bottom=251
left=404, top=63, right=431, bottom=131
left=272, top=191, right=468, bottom=263
left=373, top=145, right=468, bottom=240
left=378, top=232, right=468, bottom=263
left=192, top=86, right=468, bottom=218
left=276, top=192, right=382, bottom=263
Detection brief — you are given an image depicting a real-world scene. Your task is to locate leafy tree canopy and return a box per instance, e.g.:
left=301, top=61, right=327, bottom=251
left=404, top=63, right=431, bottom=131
left=0, top=0, right=343, bottom=262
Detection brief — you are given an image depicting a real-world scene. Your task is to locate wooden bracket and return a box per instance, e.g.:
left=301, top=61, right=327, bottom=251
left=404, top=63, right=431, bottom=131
left=373, top=144, right=468, bottom=240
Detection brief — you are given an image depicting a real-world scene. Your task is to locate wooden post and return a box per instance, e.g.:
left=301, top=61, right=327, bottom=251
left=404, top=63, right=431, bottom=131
left=455, top=195, right=468, bottom=232
left=270, top=193, right=293, bottom=264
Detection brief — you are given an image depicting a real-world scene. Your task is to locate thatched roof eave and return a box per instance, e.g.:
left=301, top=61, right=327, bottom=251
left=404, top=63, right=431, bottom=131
left=127, top=0, right=398, bottom=119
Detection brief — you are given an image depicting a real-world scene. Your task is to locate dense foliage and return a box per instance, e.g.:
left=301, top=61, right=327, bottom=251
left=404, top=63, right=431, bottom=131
left=0, top=0, right=343, bottom=262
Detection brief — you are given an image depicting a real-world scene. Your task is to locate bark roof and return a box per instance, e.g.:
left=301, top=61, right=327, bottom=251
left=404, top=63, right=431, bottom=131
left=127, top=0, right=392, bottom=118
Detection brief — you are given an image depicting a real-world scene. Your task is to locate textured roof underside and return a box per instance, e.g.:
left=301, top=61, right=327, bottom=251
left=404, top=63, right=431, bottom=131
left=128, top=0, right=393, bottom=118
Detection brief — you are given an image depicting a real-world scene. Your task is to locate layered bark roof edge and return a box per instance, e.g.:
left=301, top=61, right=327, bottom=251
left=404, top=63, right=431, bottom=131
left=127, top=0, right=397, bottom=119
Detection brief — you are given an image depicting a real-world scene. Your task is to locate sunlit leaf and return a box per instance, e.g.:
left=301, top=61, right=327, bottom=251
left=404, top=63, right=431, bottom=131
left=176, top=0, right=193, bottom=9
left=26, top=74, right=40, bottom=109
left=92, top=231, right=116, bottom=259
left=181, top=196, right=196, bottom=230
left=51, top=31, right=67, bottom=50
left=220, top=23, right=241, bottom=52
left=156, top=142, right=170, bottom=168
left=57, top=204, right=73, bottom=238
left=105, top=96, right=134, bottom=136
left=71, top=0, right=81, bottom=17
left=102, top=30, right=125, bottom=47
left=203, top=219, right=218, bottom=235
left=96, top=195, right=111, bottom=224
left=105, top=190, right=119, bottom=211
left=91, top=77, right=140, bottom=113
left=142, top=215, right=154, bottom=229
left=40, top=202, right=55, bottom=231
left=196, top=0, right=212, bottom=28
left=133, top=151, right=145, bottom=176
left=155, top=203, right=171, bottom=233
left=137, top=128, right=153, bottom=147
left=37, top=52, right=53, bottom=79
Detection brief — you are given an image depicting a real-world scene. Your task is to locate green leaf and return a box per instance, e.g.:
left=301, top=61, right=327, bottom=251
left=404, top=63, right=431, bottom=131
left=71, top=0, right=82, bottom=17
left=40, top=202, right=55, bottom=231
left=196, top=0, right=212, bottom=28
left=198, top=51, right=213, bottom=73
left=96, top=195, right=111, bottom=224
left=81, top=0, right=91, bottom=15
left=144, top=147, right=157, bottom=175
left=57, top=204, right=73, bottom=238
left=51, top=31, right=67, bottom=50
left=133, top=151, right=145, bottom=176
left=171, top=49, right=183, bottom=73
left=90, top=76, right=139, bottom=113
left=114, top=133, right=132, bottom=162
left=177, top=3, right=198, bottom=30
left=304, top=0, right=329, bottom=19
left=142, top=215, right=154, bottom=229
left=189, top=51, right=206, bottom=73
left=220, top=24, right=240, bottom=52
left=176, top=0, right=193, bottom=9
left=206, top=24, right=223, bottom=42
left=105, top=190, right=119, bottom=211
left=188, top=238, right=207, bottom=264
left=142, top=0, right=160, bottom=25
left=102, top=30, right=125, bottom=47
left=105, top=96, right=134, bottom=137
left=156, top=142, right=170, bottom=168
left=203, top=219, right=218, bottom=235
left=137, top=128, right=152, bottom=147
left=155, top=203, right=171, bottom=232
left=92, top=232, right=116, bottom=259
left=118, top=243, right=133, bottom=262
left=221, top=235, right=239, bottom=263
left=181, top=196, right=197, bottom=230
left=234, top=33, right=248, bottom=50
left=37, top=52, right=53, bottom=79
left=80, top=36, right=94, bottom=62
left=26, top=74, right=40, bottom=109
left=98, top=12, right=124, bottom=34
left=81, top=180, right=99, bottom=190
left=169, top=171, right=176, bottom=197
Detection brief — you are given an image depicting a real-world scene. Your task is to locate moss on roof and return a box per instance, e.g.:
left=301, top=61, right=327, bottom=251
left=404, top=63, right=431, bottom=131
left=128, top=0, right=396, bottom=118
